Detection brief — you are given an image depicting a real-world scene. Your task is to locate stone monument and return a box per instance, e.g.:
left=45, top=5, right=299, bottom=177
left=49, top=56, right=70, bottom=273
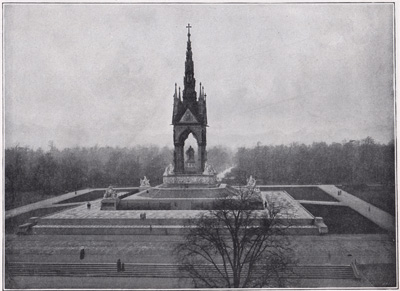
left=139, top=176, right=151, bottom=190
left=32, top=25, right=329, bottom=237
left=100, top=186, right=120, bottom=210
left=163, top=23, right=217, bottom=187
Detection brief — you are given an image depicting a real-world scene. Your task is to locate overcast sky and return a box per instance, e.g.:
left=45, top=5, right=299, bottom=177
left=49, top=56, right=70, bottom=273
left=4, top=3, right=394, bottom=149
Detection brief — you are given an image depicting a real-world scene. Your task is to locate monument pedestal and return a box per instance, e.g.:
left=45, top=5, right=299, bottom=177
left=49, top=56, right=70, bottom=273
left=100, top=198, right=120, bottom=210
left=162, top=174, right=218, bottom=188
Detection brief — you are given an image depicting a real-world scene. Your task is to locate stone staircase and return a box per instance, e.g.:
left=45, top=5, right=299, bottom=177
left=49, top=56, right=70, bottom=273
left=7, top=262, right=357, bottom=280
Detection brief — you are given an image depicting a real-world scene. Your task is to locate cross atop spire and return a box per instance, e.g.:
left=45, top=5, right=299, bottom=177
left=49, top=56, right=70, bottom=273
left=186, top=23, right=192, bottom=36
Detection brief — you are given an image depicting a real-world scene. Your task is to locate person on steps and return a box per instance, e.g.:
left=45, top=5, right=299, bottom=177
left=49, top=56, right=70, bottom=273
left=80, top=247, right=85, bottom=260
left=117, top=259, right=121, bottom=272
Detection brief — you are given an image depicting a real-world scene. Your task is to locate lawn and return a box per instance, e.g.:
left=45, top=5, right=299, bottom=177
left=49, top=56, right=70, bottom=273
left=338, top=185, right=395, bottom=216
left=5, top=191, right=61, bottom=211
left=55, top=189, right=139, bottom=204
left=301, top=204, right=386, bottom=234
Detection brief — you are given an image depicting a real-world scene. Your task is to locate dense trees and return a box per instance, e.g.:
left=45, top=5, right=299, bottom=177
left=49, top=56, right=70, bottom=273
left=5, top=137, right=394, bottom=209
left=4, top=144, right=233, bottom=209
left=232, top=138, right=395, bottom=186
left=206, top=146, right=234, bottom=173
left=4, top=145, right=173, bottom=209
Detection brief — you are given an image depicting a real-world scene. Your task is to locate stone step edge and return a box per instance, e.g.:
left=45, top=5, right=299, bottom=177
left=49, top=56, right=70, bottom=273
left=9, top=269, right=354, bottom=274
left=8, top=273, right=357, bottom=279
left=8, top=262, right=352, bottom=271
left=10, top=272, right=356, bottom=277
left=33, top=224, right=319, bottom=229
left=9, top=262, right=352, bottom=267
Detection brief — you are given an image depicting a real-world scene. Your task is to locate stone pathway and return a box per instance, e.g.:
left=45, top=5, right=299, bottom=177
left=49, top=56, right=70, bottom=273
left=44, top=190, right=314, bottom=221
left=5, top=188, right=138, bottom=219
left=258, top=185, right=326, bottom=188
left=5, top=233, right=395, bottom=265
left=260, top=191, right=313, bottom=219
left=5, top=189, right=91, bottom=219
left=297, top=200, right=343, bottom=206
left=318, top=185, right=395, bottom=232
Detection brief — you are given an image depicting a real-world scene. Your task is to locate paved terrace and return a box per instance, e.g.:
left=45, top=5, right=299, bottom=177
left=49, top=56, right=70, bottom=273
left=6, top=185, right=395, bottom=232
left=259, top=191, right=314, bottom=219
left=5, top=188, right=139, bottom=219
left=258, top=185, right=395, bottom=232
left=39, top=190, right=313, bottom=221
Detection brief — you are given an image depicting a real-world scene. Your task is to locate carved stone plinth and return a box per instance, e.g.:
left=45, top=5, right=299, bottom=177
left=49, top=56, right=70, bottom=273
left=101, top=198, right=120, bottom=210
left=163, top=174, right=217, bottom=186
left=314, top=217, right=328, bottom=234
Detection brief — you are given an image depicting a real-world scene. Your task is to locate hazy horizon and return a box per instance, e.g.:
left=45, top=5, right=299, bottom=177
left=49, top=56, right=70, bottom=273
left=5, top=135, right=393, bottom=152
left=4, top=4, right=395, bottom=150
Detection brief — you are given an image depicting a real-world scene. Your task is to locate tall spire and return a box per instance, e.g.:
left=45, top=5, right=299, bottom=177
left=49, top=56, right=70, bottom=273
left=187, top=23, right=191, bottom=40
left=183, top=23, right=196, bottom=104
left=174, top=83, right=177, bottom=98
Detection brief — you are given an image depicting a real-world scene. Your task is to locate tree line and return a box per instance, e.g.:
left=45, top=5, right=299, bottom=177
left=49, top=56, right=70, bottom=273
left=5, top=137, right=394, bottom=209
left=4, top=143, right=233, bottom=209
left=230, top=137, right=395, bottom=186
left=5, top=144, right=168, bottom=208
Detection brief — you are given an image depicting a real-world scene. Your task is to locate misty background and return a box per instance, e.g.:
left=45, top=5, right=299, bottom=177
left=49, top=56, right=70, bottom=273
left=4, top=3, right=395, bottom=150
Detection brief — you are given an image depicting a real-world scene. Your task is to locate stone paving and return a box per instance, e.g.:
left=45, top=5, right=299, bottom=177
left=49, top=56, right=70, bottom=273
left=296, top=200, right=343, bottom=206
left=260, top=191, right=314, bottom=219
left=5, top=233, right=395, bottom=265
left=318, top=185, right=395, bottom=232
left=5, top=189, right=91, bottom=219
left=42, top=191, right=314, bottom=221
left=5, top=187, right=139, bottom=219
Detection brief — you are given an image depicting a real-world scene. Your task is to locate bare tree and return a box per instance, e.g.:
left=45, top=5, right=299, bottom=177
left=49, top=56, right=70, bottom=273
left=175, top=186, right=295, bottom=288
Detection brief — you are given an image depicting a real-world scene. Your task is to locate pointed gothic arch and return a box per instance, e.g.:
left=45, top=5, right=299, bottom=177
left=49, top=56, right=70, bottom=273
left=177, top=127, right=199, bottom=145
left=173, top=125, right=207, bottom=174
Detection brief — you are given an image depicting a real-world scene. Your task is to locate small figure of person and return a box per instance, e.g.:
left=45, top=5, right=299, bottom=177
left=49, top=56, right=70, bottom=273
left=121, top=263, right=125, bottom=272
left=117, top=259, right=121, bottom=272
left=150, top=225, right=152, bottom=232
left=75, top=191, right=77, bottom=195
left=368, top=206, right=371, bottom=212
left=143, top=213, right=146, bottom=219
left=87, top=202, right=91, bottom=210
left=80, top=247, right=85, bottom=260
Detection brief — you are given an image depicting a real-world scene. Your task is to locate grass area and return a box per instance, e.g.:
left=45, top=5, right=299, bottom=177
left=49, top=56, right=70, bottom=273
left=358, top=263, right=396, bottom=287
left=5, top=191, right=60, bottom=211
left=54, top=190, right=106, bottom=204
left=6, top=188, right=139, bottom=210
left=338, top=185, right=395, bottom=216
left=5, top=205, right=79, bottom=234
left=56, top=189, right=139, bottom=204
left=301, top=204, right=386, bottom=234
left=260, top=187, right=338, bottom=202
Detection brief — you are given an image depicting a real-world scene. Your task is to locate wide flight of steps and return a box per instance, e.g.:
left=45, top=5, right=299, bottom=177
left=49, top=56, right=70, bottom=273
left=7, top=262, right=357, bottom=280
